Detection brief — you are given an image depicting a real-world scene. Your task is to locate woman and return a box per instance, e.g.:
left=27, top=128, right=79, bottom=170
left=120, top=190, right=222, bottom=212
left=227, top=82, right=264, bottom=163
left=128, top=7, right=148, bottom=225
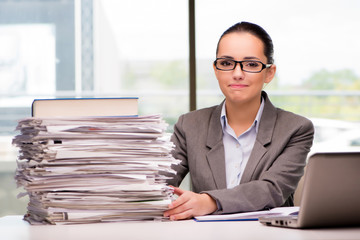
left=164, top=22, right=314, bottom=220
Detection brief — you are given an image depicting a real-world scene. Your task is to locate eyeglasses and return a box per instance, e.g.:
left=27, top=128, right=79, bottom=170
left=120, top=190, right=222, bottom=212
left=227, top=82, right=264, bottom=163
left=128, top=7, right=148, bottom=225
left=214, top=58, right=272, bottom=73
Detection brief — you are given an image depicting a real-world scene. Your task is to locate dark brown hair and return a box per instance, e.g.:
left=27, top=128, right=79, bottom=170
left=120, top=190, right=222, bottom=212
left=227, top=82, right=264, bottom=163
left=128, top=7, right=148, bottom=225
left=216, top=21, right=274, bottom=64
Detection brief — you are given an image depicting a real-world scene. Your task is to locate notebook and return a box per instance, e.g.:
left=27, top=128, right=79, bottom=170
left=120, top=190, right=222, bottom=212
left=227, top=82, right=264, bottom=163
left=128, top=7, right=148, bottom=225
left=259, top=152, right=360, bottom=228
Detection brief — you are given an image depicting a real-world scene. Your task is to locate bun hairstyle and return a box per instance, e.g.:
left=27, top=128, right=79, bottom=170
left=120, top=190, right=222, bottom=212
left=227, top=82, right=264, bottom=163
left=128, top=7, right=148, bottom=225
left=216, top=22, right=274, bottom=64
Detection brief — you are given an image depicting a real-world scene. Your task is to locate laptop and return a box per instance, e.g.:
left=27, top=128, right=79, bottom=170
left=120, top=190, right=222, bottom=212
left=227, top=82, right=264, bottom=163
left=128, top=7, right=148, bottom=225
left=259, top=152, right=360, bottom=228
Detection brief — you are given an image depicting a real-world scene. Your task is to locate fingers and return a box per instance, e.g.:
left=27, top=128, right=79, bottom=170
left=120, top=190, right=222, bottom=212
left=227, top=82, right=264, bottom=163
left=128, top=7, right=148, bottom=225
left=164, top=191, right=191, bottom=219
left=165, top=205, right=192, bottom=220
left=164, top=188, right=218, bottom=221
left=166, top=191, right=190, bottom=213
left=169, top=189, right=187, bottom=208
left=172, top=187, right=185, bottom=196
left=164, top=192, right=217, bottom=220
left=167, top=186, right=184, bottom=197
left=168, top=208, right=193, bottom=221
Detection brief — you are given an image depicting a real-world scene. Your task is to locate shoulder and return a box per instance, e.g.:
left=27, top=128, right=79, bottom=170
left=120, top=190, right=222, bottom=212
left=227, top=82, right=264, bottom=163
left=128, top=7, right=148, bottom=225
left=177, top=103, right=222, bottom=125
left=172, top=102, right=223, bottom=141
left=268, top=106, right=315, bottom=143
left=276, top=108, right=313, bottom=128
left=262, top=91, right=314, bottom=131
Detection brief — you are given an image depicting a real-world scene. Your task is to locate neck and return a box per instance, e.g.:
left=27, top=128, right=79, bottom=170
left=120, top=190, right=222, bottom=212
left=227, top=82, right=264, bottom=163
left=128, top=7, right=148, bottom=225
left=225, top=96, right=261, bottom=136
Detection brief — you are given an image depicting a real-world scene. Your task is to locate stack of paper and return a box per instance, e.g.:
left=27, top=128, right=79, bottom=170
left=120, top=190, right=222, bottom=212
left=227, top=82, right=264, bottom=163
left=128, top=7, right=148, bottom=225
left=13, top=115, right=179, bottom=224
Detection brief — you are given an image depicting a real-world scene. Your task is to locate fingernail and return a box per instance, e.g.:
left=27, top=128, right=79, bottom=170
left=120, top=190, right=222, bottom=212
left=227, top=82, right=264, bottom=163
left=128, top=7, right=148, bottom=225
left=170, top=216, right=175, bottom=221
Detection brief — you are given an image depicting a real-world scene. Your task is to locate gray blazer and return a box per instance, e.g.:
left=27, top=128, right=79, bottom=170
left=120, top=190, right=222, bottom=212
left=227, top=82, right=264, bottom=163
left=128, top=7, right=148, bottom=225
left=167, top=91, right=314, bottom=214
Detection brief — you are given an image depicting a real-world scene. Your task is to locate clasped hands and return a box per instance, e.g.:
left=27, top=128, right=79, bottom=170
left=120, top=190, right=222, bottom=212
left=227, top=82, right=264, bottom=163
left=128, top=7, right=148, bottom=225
left=163, top=186, right=217, bottom=220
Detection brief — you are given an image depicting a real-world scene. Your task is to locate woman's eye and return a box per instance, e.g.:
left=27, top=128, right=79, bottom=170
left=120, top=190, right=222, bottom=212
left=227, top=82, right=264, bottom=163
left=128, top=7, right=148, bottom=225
left=220, top=60, right=233, bottom=66
left=245, top=61, right=260, bottom=68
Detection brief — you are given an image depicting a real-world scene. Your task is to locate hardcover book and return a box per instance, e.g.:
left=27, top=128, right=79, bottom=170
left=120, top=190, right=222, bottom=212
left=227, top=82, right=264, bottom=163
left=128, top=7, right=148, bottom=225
left=32, top=97, right=138, bottom=117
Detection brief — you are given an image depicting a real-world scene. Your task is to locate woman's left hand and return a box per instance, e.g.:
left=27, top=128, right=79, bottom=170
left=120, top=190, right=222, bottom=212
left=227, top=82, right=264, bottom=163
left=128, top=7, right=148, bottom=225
left=163, top=186, right=217, bottom=220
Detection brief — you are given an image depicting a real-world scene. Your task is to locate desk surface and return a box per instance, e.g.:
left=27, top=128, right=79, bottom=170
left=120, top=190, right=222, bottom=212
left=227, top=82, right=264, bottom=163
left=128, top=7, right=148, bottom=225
left=1, top=215, right=360, bottom=240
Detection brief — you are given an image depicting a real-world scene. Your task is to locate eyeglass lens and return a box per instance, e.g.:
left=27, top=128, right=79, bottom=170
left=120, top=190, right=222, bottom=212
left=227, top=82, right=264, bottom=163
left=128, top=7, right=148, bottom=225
left=216, top=59, right=264, bottom=72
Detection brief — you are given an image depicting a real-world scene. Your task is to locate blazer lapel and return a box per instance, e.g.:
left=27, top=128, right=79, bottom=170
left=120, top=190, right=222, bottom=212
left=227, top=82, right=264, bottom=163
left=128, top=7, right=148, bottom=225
left=241, top=91, right=277, bottom=183
left=205, top=102, right=227, bottom=189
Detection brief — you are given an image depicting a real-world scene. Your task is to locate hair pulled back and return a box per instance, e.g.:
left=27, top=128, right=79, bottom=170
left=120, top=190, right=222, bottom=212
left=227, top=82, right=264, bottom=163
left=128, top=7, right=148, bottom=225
left=216, top=22, right=274, bottom=64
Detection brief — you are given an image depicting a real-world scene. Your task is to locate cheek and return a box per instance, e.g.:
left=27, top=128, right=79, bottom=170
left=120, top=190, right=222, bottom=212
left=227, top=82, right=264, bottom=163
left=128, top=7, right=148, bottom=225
left=215, top=72, right=225, bottom=84
left=214, top=70, right=221, bottom=79
left=215, top=74, right=228, bottom=93
left=218, top=77, right=230, bottom=92
left=253, top=73, right=268, bottom=85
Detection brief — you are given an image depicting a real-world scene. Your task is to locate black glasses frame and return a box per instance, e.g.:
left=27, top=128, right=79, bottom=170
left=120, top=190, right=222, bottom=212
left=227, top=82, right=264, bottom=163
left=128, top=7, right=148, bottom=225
left=214, top=58, right=272, bottom=73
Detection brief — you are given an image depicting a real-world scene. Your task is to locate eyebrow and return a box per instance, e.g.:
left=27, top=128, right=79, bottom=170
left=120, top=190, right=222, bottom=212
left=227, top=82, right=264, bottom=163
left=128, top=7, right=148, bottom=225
left=243, top=56, right=261, bottom=60
left=218, top=55, right=261, bottom=60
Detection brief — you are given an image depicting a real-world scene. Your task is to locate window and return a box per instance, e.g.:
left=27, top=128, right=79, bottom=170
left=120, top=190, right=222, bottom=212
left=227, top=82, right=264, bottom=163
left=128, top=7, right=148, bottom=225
left=0, top=0, right=189, bottom=216
left=92, top=0, right=189, bottom=125
left=196, top=0, right=360, bottom=122
left=0, top=0, right=76, bottom=216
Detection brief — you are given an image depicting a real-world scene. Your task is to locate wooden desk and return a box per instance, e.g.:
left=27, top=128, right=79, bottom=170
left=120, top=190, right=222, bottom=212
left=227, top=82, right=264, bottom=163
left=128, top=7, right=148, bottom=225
left=1, top=215, right=360, bottom=240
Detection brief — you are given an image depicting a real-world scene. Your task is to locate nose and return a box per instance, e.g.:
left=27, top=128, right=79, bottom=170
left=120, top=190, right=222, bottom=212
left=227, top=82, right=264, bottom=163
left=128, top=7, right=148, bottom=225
left=233, top=62, right=245, bottom=79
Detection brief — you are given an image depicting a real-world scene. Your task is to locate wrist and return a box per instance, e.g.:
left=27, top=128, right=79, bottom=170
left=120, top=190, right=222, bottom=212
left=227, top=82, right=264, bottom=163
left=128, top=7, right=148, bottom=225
left=202, top=193, right=218, bottom=214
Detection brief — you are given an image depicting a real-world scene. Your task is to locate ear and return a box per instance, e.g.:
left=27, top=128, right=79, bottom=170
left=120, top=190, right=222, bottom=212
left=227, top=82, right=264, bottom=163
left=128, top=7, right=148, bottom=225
left=264, top=64, right=276, bottom=83
left=213, top=61, right=219, bottom=78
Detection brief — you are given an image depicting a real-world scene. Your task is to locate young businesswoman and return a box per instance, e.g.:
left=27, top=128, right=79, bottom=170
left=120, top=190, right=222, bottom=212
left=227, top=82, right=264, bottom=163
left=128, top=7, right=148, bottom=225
left=164, top=22, right=314, bottom=220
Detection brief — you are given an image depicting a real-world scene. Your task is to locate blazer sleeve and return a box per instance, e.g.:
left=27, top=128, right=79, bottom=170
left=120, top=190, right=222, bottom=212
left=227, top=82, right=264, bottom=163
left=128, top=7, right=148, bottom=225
left=203, top=114, right=314, bottom=214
